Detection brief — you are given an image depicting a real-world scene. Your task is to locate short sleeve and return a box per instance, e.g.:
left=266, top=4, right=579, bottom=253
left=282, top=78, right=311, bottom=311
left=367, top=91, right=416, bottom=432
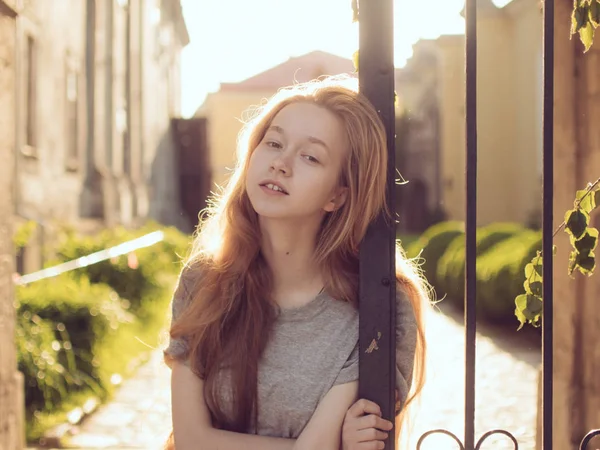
left=395, top=287, right=418, bottom=407
left=333, top=341, right=359, bottom=386
left=164, top=268, right=195, bottom=365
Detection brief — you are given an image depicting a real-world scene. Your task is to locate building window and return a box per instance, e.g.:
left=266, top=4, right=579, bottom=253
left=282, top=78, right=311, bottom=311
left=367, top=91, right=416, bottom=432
left=24, top=35, right=37, bottom=154
left=65, top=63, right=79, bottom=170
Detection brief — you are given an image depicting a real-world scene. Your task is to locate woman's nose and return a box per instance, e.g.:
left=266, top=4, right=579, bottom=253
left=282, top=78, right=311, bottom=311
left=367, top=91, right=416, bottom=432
left=271, top=153, right=292, bottom=175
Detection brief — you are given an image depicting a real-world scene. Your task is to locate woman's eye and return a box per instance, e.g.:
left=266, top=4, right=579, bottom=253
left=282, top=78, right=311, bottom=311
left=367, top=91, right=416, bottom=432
left=266, top=141, right=282, bottom=149
left=303, top=155, right=319, bottom=163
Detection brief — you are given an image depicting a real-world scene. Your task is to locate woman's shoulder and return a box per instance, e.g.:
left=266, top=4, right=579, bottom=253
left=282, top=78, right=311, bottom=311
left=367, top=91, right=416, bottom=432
left=171, top=261, right=205, bottom=312
left=319, top=294, right=359, bottom=335
left=322, top=291, right=358, bottom=317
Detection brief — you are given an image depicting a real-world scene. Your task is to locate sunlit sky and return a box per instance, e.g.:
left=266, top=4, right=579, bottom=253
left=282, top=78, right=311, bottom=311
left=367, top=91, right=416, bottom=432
left=180, top=0, right=513, bottom=117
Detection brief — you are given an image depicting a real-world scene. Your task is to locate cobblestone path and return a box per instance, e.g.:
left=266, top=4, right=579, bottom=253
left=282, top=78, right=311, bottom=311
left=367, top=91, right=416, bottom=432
left=62, top=306, right=540, bottom=449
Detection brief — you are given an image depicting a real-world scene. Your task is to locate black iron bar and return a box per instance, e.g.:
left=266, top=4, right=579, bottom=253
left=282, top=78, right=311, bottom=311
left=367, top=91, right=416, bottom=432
left=464, top=0, right=477, bottom=447
left=542, top=0, right=554, bottom=449
left=357, top=1, right=397, bottom=449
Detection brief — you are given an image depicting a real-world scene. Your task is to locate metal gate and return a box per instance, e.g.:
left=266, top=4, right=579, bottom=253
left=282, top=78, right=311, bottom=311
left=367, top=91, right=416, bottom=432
left=356, top=0, right=599, bottom=448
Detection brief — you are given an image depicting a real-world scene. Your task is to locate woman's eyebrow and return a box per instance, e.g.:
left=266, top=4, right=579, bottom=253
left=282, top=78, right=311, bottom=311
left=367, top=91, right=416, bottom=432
left=267, top=125, right=285, bottom=134
left=307, top=136, right=330, bottom=152
left=268, top=125, right=330, bottom=152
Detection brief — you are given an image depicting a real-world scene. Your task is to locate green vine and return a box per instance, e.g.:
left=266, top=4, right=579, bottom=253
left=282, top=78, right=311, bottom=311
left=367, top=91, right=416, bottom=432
left=571, top=0, right=600, bottom=52
left=516, top=178, right=600, bottom=329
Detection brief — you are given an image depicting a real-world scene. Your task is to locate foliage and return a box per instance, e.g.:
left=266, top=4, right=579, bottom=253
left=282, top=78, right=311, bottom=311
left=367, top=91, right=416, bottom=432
left=406, top=221, right=464, bottom=291
left=16, top=222, right=190, bottom=441
left=436, top=222, right=525, bottom=302
left=515, top=179, right=600, bottom=329
left=16, top=275, right=131, bottom=415
left=13, top=220, right=37, bottom=249
left=50, top=221, right=190, bottom=315
left=477, top=231, right=542, bottom=321
left=571, top=0, right=600, bottom=52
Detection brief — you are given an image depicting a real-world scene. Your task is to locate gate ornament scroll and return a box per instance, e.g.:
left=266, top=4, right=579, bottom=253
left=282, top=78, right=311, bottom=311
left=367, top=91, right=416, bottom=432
left=579, top=429, right=600, bottom=450
left=416, top=429, right=600, bottom=450
left=416, top=429, right=519, bottom=450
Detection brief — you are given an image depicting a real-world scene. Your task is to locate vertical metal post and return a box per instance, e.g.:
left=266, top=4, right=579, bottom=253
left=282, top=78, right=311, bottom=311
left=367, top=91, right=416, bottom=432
left=464, top=0, right=477, bottom=447
left=542, top=0, right=554, bottom=448
left=357, top=1, right=397, bottom=448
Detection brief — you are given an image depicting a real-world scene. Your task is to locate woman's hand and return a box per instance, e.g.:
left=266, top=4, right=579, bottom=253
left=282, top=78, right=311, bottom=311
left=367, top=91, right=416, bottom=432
left=341, top=399, right=393, bottom=450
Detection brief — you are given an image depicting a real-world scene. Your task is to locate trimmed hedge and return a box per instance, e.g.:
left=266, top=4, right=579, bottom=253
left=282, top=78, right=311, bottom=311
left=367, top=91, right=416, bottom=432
left=476, top=230, right=542, bottom=321
left=409, top=221, right=542, bottom=323
left=436, top=223, right=525, bottom=303
left=406, top=221, right=464, bottom=292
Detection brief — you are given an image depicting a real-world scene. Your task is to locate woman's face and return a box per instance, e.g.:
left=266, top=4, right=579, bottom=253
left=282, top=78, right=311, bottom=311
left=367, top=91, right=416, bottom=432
left=245, top=102, right=349, bottom=222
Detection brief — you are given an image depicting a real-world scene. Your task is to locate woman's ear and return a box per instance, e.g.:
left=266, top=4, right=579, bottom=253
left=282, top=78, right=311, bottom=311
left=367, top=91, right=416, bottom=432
left=323, top=186, right=348, bottom=212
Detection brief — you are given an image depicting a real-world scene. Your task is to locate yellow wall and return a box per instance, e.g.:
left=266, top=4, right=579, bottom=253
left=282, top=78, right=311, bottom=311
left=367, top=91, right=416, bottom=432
left=436, top=0, right=543, bottom=225
left=201, top=90, right=274, bottom=190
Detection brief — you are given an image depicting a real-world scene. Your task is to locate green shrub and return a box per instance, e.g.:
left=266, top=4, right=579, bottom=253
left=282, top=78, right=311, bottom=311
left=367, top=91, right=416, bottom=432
left=16, top=274, right=132, bottom=415
left=51, top=223, right=190, bottom=314
left=436, top=223, right=525, bottom=304
left=17, top=221, right=189, bottom=441
left=476, top=230, right=542, bottom=321
left=406, top=221, right=464, bottom=292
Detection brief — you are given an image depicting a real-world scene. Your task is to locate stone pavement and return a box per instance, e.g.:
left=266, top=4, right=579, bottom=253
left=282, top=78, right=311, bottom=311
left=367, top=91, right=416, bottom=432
left=404, top=306, right=540, bottom=450
left=60, top=306, right=540, bottom=450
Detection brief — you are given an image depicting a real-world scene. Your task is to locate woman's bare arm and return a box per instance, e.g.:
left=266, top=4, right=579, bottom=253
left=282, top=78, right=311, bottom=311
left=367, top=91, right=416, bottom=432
left=171, top=361, right=296, bottom=450
left=294, top=380, right=359, bottom=450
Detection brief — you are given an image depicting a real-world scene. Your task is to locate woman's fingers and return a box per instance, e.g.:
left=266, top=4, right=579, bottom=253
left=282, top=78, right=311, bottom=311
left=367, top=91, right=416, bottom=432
left=354, top=427, right=389, bottom=442
left=355, top=413, right=394, bottom=432
left=343, top=399, right=394, bottom=450
left=346, top=399, right=382, bottom=418
left=354, top=442, right=385, bottom=450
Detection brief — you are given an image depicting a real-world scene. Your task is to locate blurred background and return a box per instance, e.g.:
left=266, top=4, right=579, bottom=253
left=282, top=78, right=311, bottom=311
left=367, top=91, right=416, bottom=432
left=0, top=0, right=599, bottom=449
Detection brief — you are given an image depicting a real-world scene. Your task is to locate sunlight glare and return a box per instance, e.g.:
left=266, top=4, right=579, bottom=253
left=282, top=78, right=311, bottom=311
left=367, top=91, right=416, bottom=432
left=180, top=0, right=466, bottom=117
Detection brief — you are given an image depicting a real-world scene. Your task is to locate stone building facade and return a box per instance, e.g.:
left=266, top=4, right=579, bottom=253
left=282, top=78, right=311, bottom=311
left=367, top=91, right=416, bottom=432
left=4, top=0, right=189, bottom=275
left=1, top=3, right=21, bottom=450
left=0, top=0, right=188, bottom=447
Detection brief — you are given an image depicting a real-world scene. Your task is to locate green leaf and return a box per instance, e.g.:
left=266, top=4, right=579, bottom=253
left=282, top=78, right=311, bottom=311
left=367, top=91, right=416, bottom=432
left=573, top=227, right=599, bottom=253
left=565, top=208, right=589, bottom=238
left=515, top=305, right=527, bottom=330
left=589, top=0, right=600, bottom=27
left=594, top=188, right=600, bottom=209
left=575, top=189, right=596, bottom=213
left=574, top=4, right=589, bottom=33
left=579, top=20, right=595, bottom=52
left=525, top=280, right=543, bottom=297
left=524, top=257, right=543, bottom=280
left=569, top=249, right=597, bottom=276
left=576, top=250, right=596, bottom=275
left=569, top=250, right=578, bottom=276
left=515, top=294, right=543, bottom=329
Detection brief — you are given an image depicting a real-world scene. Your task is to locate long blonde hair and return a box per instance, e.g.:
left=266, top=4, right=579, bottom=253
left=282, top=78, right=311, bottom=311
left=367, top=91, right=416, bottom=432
left=165, top=75, right=429, bottom=446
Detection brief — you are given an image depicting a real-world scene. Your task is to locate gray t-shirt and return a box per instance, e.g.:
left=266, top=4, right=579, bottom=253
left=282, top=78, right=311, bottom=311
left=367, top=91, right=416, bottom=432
left=164, top=271, right=417, bottom=439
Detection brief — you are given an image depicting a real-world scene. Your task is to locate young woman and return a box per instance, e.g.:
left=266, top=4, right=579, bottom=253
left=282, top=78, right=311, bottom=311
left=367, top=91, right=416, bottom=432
left=163, top=75, right=429, bottom=450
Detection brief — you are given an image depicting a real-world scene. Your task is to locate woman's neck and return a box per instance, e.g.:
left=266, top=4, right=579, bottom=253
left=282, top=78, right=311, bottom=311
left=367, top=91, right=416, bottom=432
left=259, top=217, right=324, bottom=307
